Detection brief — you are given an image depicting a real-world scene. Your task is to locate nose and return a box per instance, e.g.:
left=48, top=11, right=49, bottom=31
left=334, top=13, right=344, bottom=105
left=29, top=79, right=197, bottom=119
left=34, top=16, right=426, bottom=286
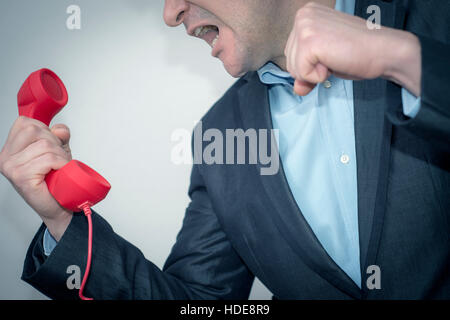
left=163, top=0, right=190, bottom=27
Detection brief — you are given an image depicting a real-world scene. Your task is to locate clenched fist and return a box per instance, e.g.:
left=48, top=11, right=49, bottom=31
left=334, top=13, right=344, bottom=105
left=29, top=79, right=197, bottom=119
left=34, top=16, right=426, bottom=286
left=0, top=116, right=73, bottom=240
left=285, top=2, right=421, bottom=97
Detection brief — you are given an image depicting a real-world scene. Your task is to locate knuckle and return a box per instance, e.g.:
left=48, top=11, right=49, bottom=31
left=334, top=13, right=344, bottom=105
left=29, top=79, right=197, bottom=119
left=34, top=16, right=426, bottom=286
left=304, top=1, right=318, bottom=9
left=299, top=25, right=317, bottom=41
left=37, top=138, right=53, bottom=150
left=4, top=161, right=21, bottom=183
left=295, top=8, right=305, bottom=20
left=2, top=159, right=13, bottom=176
left=295, top=14, right=317, bottom=33
left=44, top=152, right=58, bottom=163
left=298, top=18, right=317, bottom=39
left=297, top=4, right=314, bottom=18
left=15, top=116, right=28, bottom=127
left=24, top=124, right=40, bottom=136
left=10, top=167, right=21, bottom=183
left=298, top=15, right=314, bottom=26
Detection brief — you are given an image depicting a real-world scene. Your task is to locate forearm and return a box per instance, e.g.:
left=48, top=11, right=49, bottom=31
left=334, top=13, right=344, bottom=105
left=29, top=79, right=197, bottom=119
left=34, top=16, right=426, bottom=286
left=383, top=30, right=422, bottom=97
left=384, top=34, right=450, bottom=148
left=41, top=209, right=73, bottom=241
left=23, top=211, right=197, bottom=299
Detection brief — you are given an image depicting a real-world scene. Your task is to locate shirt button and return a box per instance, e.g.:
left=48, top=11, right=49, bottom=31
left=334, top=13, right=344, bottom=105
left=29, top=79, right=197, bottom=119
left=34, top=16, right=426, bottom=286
left=340, top=154, right=350, bottom=164
left=323, top=80, right=332, bottom=89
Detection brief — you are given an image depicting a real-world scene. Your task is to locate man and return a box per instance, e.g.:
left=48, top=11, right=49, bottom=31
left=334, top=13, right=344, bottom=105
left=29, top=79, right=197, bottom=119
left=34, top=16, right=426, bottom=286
left=0, top=0, right=449, bottom=299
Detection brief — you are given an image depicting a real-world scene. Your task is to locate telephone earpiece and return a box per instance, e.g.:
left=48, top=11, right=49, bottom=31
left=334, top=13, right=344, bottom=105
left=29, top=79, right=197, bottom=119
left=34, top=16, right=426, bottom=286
left=17, top=68, right=111, bottom=300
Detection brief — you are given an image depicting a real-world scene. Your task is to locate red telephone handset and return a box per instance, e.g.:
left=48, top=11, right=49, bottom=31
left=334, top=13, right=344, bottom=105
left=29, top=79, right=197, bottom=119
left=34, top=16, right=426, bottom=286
left=17, top=68, right=110, bottom=300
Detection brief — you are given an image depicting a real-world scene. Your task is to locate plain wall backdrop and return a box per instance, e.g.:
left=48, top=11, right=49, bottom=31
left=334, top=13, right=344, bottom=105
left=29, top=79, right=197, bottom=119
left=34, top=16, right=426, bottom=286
left=0, top=0, right=272, bottom=299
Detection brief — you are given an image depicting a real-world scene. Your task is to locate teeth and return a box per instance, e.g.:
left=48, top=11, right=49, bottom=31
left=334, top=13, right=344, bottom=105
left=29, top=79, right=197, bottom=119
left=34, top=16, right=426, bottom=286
left=192, top=25, right=219, bottom=49
left=212, top=34, right=219, bottom=48
left=194, top=27, right=202, bottom=37
left=194, top=25, right=218, bottom=38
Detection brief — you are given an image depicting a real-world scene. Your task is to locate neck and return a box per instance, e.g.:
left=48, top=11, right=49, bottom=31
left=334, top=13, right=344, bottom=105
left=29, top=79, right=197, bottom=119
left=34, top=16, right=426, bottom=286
left=272, top=56, right=288, bottom=72
left=271, top=0, right=336, bottom=72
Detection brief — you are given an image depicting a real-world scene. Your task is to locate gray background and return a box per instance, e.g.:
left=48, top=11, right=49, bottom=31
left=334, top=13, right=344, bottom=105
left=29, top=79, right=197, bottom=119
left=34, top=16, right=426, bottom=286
left=0, top=0, right=272, bottom=299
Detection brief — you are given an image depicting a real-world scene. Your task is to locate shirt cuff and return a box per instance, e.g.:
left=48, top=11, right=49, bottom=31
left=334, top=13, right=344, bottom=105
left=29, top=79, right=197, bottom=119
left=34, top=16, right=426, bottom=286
left=401, top=88, right=421, bottom=118
left=43, top=228, right=58, bottom=256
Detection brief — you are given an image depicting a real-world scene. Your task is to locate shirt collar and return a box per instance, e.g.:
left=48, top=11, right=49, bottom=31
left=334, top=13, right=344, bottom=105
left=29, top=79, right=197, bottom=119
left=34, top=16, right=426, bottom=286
left=257, top=0, right=355, bottom=86
left=257, top=62, right=294, bottom=86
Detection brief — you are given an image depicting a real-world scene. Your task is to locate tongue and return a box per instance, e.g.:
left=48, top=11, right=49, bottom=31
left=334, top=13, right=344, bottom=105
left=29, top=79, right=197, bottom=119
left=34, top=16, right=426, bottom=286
left=202, top=29, right=219, bottom=46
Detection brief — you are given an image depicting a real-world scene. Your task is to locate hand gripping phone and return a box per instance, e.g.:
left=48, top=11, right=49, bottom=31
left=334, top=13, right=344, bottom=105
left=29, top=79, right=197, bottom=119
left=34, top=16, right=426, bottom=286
left=17, top=68, right=111, bottom=300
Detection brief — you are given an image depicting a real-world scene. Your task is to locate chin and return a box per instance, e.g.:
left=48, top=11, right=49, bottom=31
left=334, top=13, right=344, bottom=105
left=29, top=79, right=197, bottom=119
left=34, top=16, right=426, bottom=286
left=217, top=35, right=252, bottom=78
left=220, top=52, right=252, bottom=78
left=223, top=63, right=247, bottom=78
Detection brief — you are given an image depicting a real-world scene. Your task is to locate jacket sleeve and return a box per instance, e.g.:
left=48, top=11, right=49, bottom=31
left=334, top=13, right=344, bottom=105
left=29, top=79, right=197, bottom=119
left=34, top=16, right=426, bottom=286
left=21, top=164, right=254, bottom=300
left=386, top=35, right=450, bottom=149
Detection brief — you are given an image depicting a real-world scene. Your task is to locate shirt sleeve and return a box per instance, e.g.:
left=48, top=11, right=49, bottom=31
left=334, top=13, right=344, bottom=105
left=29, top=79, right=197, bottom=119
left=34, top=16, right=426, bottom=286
left=43, top=228, right=58, bottom=256
left=401, top=88, right=421, bottom=118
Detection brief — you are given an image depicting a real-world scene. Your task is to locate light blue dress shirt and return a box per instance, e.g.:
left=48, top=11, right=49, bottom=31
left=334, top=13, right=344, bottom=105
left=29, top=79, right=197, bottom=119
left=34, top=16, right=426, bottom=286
left=257, top=0, right=420, bottom=288
left=43, top=0, right=421, bottom=288
left=43, top=228, right=57, bottom=256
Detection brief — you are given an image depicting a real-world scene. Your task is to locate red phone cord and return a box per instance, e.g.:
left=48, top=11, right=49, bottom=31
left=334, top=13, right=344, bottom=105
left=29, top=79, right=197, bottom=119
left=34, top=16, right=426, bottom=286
left=79, top=204, right=94, bottom=301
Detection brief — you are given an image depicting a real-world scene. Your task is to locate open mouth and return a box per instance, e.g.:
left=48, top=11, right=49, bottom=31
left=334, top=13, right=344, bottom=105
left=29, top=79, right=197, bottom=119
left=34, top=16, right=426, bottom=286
left=193, top=25, right=220, bottom=48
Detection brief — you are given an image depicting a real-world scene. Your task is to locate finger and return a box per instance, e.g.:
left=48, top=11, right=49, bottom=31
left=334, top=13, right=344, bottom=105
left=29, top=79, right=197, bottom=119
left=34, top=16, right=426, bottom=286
left=19, top=152, right=70, bottom=179
left=51, top=124, right=71, bottom=146
left=6, top=123, right=62, bottom=156
left=293, top=36, right=304, bottom=80
left=7, top=117, right=49, bottom=146
left=284, top=29, right=296, bottom=72
left=294, top=79, right=316, bottom=96
left=286, top=31, right=301, bottom=79
left=11, top=139, right=70, bottom=168
left=305, top=62, right=330, bottom=84
left=296, top=49, right=329, bottom=84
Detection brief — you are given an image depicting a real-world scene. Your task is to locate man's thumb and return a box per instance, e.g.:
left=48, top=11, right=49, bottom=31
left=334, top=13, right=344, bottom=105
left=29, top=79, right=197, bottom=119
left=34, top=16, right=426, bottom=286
left=51, top=124, right=71, bottom=145
left=294, top=79, right=316, bottom=96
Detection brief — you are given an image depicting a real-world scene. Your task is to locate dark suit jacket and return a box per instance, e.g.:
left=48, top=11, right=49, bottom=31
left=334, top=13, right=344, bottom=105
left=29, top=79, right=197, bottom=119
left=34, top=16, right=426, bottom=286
left=22, top=0, right=450, bottom=299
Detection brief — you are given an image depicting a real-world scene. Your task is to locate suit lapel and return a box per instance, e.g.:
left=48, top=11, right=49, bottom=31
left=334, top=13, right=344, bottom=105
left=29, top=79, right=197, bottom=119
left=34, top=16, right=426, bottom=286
left=237, top=73, right=361, bottom=299
left=353, top=0, right=406, bottom=294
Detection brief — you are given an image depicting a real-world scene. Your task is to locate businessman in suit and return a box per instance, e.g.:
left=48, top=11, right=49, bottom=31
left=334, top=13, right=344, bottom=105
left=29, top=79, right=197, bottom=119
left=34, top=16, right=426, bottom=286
left=0, top=0, right=449, bottom=299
